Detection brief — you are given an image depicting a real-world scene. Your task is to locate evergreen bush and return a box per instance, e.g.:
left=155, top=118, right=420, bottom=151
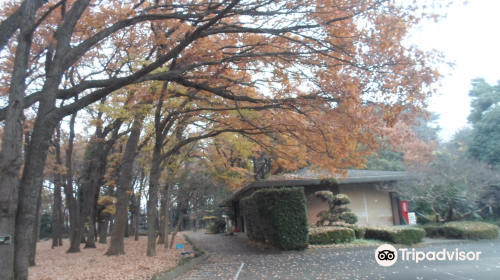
left=364, top=226, right=425, bottom=245
left=241, top=187, right=309, bottom=250
left=309, top=227, right=355, bottom=244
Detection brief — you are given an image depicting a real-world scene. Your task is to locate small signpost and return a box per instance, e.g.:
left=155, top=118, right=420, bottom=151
left=408, top=212, right=417, bottom=225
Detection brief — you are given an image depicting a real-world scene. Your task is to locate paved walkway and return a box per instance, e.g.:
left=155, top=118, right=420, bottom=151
left=178, top=230, right=500, bottom=280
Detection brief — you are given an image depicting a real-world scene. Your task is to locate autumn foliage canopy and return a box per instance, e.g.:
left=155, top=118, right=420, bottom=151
left=0, top=0, right=448, bottom=278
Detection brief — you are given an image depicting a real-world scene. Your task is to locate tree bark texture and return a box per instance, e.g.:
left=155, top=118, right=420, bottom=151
left=164, top=181, right=172, bottom=249
left=106, top=112, right=145, bottom=255
left=134, top=172, right=144, bottom=241
left=65, top=112, right=79, bottom=250
left=52, top=126, right=63, bottom=248
left=2, top=1, right=42, bottom=279
left=100, top=185, right=115, bottom=244
left=29, top=188, right=42, bottom=267
left=157, top=196, right=166, bottom=244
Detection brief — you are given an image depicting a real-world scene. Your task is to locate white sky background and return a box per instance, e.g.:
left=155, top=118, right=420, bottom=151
left=407, top=0, right=500, bottom=141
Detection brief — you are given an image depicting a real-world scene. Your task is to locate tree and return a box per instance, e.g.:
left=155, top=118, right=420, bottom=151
left=467, top=78, right=500, bottom=124
left=364, top=114, right=439, bottom=171
left=393, top=149, right=500, bottom=223
left=105, top=108, right=147, bottom=256
left=0, top=0, right=448, bottom=277
left=315, top=191, right=358, bottom=226
left=466, top=78, right=500, bottom=166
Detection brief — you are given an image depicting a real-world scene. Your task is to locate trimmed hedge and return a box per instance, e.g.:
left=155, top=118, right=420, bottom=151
left=364, top=226, right=425, bottom=245
left=420, top=225, right=442, bottom=238
left=328, top=222, right=365, bottom=239
left=241, top=187, right=309, bottom=250
left=354, top=227, right=366, bottom=239
left=422, top=221, right=499, bottom=240
left=309, top=227, right=355, bottom=244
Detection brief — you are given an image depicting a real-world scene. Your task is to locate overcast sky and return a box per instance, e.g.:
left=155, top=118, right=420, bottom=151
left=407, top=0, right=500, bottom=140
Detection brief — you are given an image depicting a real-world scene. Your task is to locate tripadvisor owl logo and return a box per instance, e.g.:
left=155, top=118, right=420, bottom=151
left=375, top=244, right=483, bottom=267
left=375, top=244, right=397, bottom=266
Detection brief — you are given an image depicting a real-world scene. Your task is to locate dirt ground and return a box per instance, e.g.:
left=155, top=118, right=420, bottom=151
left=29, top=234, right=191, bottom=280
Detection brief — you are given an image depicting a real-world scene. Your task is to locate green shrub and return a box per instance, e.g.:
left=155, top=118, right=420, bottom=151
left=354, top=227, right=366, bottom=239
left=315, top=192, right=358, bottom=225
left=205, top=219, right=227, bottom=234
left=241, top=187, right=309, bottom=250
left=205, top=223, right=214, bottom=233
left=328, top=222, right=365, bottom=239
left=417, top=215, right=432, bottom=225
left=309, top=227, right=355, bottom=244
left=212, top=219, right=226, bottom=234
left=341, top=212, right=358, bottom=224
left=420, top=225, right=442, bottom=238
left=440, top=221, right=499, bottom=240
left=364, top=226, right=425, bottom=245
left=329, top=222, right=357, bottom=229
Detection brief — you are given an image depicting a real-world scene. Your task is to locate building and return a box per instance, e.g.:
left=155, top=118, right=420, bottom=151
left=223, top=168, right=407, bottom=232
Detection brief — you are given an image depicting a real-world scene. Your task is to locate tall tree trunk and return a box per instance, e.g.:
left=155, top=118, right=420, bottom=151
left=52, top=178, right=63, bottom=248
left=99, top=218, right=108, bottom=244
left=147, top=82, right=171, bottom=257
left=100, top=186, right=114, bottom=244
left=0, top=0, right=38, bottom=278
left=169, top=208, right=185, bottom=249
left=69, top=106, right=122, bottom=251
left=130, top=215, right=135, bottom=237
left=52, top=126, right=63, bottom=248
left=65, top=112, right=79, bottom=251
left=134, top=172, right=144, bottom=241
left=84, top=206, right=96, bottom=248
left=125, top=217, right=130, bottom=238
left=157, top=196, right=166, bottom=244
left=67, top=110, right=100, bottom=253
left=29, top=189, right=42, bottom=267
left=94, top=220, right=98, bottom=242
left=164, top=181, right=172, bottom=249
left=134, top=213, right=140, bottom=241
left=147, top=148, right=162, bottom=256
left=15, top=103, right=60, bottom=279
left=109, top=216, right=114, bottom=233
left=85, top=184, right=101, bottom=248
left=106, top=112, right=145, bottom=255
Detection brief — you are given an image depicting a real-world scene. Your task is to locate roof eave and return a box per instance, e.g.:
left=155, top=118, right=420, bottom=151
left=227, top=175, right=407, bottom=203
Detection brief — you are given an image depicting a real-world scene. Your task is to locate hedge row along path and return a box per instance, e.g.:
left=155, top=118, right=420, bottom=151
left=178, top=230, right=500, bottom=280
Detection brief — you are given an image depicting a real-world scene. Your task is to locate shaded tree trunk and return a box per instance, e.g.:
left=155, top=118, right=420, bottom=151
left=0, top=0, right=38, bottom=278
left=84, top=206, right=96, bottom=249
left=29, top=187, right=42, bottom=267
left=130, top=215, right=134, bottom=237
left=100, top=186, right=114, bottom=244
left=164, top=182, right=171, bottom=249
left=157, top=196, right=166, bottom=244
left=147, top=147, right=162, bottom=256
left=99, top=218, right=109, bottom=244
left=15, top=106, right=60, bottom=279
left=134, top=171, right=144, bottom=241
left=109, top=216, right=114, bottom=233
left=125, top=217, right=130, bottom=238
left=65, top=112, right=79, bottom=251
left=106, top=112, right=145, bottom=255
left=169, top=208, right=185, bottom=249
left=52, top=126, right=63, bottom=248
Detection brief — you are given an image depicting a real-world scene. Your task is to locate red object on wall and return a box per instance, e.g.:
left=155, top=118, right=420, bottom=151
left=401, top=200, right=409, bottom=224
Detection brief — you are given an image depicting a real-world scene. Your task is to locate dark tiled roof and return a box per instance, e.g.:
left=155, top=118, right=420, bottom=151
left=226, top=168, right=407, bottom=202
